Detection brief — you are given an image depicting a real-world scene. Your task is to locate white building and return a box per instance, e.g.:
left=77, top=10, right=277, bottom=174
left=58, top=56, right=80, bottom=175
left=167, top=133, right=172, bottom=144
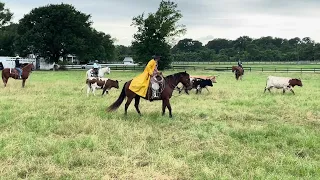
left=123, top=57, right=135, bottom=65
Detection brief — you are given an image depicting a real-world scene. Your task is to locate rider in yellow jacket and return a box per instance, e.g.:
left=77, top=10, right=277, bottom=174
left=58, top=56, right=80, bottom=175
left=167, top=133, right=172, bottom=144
left=129, top=55, right=160, bottom=98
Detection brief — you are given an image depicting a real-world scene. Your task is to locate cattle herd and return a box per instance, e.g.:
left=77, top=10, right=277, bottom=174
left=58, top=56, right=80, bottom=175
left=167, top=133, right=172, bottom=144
left=85, top=69, right=303, bottom=96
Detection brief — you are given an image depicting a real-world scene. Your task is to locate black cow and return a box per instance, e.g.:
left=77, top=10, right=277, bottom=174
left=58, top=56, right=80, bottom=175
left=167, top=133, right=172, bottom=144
left=176, top=78, right=213, bottom=94
left=192, top=78, right=213, bottom=94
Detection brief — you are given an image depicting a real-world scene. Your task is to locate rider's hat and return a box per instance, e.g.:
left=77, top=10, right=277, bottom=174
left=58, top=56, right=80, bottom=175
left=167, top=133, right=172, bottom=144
left=152, top=55, right=161, bottom=60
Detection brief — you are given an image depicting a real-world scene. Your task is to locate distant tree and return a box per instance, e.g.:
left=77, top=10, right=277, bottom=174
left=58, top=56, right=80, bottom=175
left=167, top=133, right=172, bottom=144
left=0, top=23, right=18, bottom=56
left=233, top=36, right=252, bottom=51
left=131, top=0, right=186, bottom=69
left=76, top=29, right=115, bottom=62
left=170, top=35, right=320, bottom=62
left=114, top=45, right=132, bottom=61
left=172, top=38, right=203, bottom=53
left=16, top=3, right=114, bottom=63
left=0, top=2, right=13, bottom=28
left=205, top=38, right=231, bottom=53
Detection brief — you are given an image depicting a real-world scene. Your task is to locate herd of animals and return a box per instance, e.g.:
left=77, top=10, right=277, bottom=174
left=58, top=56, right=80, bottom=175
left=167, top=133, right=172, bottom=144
left=83, top=66, right=303, bottom=96
left=1, top=63, right=303, bottom=117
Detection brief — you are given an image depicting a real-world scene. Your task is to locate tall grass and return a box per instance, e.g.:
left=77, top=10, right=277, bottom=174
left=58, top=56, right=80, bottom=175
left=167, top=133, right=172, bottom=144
left=0, top=70, right=319, bottom=179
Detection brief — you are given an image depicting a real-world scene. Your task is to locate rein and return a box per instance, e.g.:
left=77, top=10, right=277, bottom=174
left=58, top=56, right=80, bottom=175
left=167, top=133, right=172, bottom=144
left=21, top=64, right=32, bottom=72
left=164, top=73, right=186, bottom=97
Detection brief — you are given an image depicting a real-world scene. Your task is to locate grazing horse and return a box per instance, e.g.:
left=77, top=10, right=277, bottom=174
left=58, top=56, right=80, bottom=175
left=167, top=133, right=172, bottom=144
left=86, top=67, right=111, bottom=78
left=2, top=63, right=35, bottom=88
left=107, top=71, right=192, bottom=118
left=232, top=66, right=243, bottom=80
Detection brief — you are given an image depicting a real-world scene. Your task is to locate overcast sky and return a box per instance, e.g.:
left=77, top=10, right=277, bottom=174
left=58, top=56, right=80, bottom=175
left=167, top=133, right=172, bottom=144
left=3, top=0, right=320, bottom=46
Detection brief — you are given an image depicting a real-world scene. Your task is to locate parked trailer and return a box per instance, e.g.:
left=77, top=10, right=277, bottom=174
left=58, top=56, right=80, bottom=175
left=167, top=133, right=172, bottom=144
left=0, top=56, right=36, bottom=69
left=0, top=56, right=56, bottom=70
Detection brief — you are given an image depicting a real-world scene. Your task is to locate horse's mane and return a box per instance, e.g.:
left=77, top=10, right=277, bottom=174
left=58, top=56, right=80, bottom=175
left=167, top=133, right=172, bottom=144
left=164, top=71, right=188, bottom=80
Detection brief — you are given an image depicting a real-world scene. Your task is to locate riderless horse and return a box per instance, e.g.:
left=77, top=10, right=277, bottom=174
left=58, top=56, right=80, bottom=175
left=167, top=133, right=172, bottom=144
left=232, top=66, right=243, bottom=80
left=107, top=71, right=192, bottom=118
left=86, top=67, right=111, bottom=78
left=2, top=63, right=35, bottom=87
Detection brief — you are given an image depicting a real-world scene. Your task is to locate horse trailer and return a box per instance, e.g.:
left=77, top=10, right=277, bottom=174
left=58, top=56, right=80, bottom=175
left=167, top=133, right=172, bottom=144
left=0, top=56, right=56, bottom=70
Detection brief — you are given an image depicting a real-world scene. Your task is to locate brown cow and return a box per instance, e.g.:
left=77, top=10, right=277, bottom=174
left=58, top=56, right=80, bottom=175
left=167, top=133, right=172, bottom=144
left=86, top=77, right=119, bottom=96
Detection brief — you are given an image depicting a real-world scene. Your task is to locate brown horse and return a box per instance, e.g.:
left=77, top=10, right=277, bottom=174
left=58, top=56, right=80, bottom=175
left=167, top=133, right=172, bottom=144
left=2, top=63, right=35, bottom=88
left=232, top=66, right=243, bottom=80
left=107, top=71, right=192, bottom=118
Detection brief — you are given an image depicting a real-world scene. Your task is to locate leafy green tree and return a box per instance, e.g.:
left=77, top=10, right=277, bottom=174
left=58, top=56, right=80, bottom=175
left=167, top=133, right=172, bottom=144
left=205, top=38, right=231, bottom=54
left=0, top=2, right=12, bottom=28
left=172, top=38, right=203, bottom=53
left=131, top=0, right=186, bottom=69
left=0, top=23, right=18, bottom=56
left=114, top=45, right=132, bottom=61
left=16, top=3, right=114, bottom=63
left=76, top=29, right=115, bottom=62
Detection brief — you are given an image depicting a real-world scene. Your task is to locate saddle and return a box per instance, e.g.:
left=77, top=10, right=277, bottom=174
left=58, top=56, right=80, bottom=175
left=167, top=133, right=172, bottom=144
left=147, top=72, right=165, bottom=101
left=10, top=68, right=22, bottom=79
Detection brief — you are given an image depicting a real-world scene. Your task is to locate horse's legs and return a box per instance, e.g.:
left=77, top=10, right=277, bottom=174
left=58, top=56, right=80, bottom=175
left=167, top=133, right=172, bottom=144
left=2, top=76, right=8, bottom=87
left=163, top=98, right=172, bottom=118
left=134, top=96, right=141, bottom=115
left=162, top=99, right=166, bottom=116
left=124, top=97, right=133, bottom=115
left=22, top=79, right=26, bottom=88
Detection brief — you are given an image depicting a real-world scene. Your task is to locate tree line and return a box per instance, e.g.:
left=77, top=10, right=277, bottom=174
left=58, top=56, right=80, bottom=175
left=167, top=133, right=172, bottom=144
left=1, top=1, right=319, bottom=70
left=116, top=36, right=320, bottom=63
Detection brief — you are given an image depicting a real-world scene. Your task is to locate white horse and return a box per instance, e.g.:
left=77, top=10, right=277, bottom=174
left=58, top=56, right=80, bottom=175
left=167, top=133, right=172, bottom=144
left=86, top=67, right=111, bottom=78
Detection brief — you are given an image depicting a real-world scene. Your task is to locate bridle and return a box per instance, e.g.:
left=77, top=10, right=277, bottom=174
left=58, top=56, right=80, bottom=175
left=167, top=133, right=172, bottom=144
left=22, top=63, right=33, bottom=71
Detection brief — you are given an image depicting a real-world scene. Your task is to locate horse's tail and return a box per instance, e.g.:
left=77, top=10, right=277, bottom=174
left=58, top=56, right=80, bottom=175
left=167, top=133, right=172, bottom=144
left=107, top=82, right=127, bottom=112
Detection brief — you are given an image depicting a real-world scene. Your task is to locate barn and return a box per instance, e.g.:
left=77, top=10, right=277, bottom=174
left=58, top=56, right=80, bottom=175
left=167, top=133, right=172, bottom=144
left=123, top=57, right=134, bottom=65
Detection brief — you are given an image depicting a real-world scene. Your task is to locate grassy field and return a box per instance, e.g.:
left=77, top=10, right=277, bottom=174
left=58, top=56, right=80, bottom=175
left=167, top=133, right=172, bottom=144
left=1, top=70, right=320, bottom=179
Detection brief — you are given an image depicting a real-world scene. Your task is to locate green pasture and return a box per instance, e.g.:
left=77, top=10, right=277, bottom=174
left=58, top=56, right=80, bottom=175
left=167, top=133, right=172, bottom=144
left=0, top=70, right=319, bottom=179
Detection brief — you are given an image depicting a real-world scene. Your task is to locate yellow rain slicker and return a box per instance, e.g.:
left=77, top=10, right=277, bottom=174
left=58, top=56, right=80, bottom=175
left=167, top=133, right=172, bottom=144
left=129, top=59, right=157, bottom=97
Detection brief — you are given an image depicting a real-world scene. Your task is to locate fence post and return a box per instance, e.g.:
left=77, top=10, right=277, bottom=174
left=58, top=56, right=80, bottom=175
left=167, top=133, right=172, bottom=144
left=301, top=68, right=302, bottom=73
left=287, top=68, right=288, bottom=73
left=250, top=67, right=251, bottom=72
left=275, top=68, right=276, bottom=72
left=262, top=68, right=263, bottom=72
left=194, top=66, right=196, bottom=71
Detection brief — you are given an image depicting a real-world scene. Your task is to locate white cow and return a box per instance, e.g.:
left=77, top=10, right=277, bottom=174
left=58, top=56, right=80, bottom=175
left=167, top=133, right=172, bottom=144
left=86, top=67, right=111, bottom=78
left=264, top=76, right=303, bottom=94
